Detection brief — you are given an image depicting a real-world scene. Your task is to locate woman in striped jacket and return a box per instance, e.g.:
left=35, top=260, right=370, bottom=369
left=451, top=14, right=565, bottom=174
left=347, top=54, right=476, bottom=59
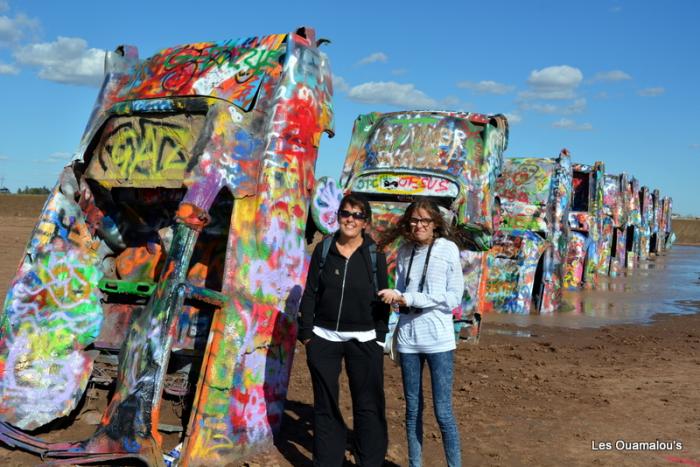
left=378, top=199, right=465, bottom=467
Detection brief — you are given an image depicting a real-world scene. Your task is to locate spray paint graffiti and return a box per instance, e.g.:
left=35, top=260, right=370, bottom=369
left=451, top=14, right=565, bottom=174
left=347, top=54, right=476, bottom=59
left=601, top=173, right=629, bottom=277
left=328, top=110, right=508, bottom=345
left=0, top=27, right=333, bottom=466
left=563, top=162, right=605, bottom=290
left=638, top=186, right=653, bottom=261
left=624, top=177, right=642, bottom=268
left=484, top=150, right=572, bottom=314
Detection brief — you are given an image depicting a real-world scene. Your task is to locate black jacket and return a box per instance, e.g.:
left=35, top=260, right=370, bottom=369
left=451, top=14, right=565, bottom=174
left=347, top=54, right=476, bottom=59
left=298, top=234, right=390, bottom=342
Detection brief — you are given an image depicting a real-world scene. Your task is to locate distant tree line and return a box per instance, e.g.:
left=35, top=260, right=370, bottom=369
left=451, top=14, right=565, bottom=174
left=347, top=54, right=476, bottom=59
left=16, top=186, right=51, bottom=194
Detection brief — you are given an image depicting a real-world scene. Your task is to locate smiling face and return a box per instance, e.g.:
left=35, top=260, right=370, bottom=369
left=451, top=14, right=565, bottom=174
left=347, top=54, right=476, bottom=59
left=409, top=207, right=436, bottom=245
left=337, top=201, right=368, bottom=241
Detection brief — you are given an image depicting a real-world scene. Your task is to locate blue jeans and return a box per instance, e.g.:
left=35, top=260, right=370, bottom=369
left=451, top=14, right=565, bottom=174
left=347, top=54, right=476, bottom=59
left=400, top=351, right=461, bottom=467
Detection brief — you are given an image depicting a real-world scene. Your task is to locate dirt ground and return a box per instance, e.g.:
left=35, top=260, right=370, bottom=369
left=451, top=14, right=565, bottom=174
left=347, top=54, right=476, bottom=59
left=0, top=196, right=699, bottom=466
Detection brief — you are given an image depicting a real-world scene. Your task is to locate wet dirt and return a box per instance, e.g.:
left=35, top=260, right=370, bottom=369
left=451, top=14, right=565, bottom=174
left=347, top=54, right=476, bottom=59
left=0, top=203, right=699, bottom=466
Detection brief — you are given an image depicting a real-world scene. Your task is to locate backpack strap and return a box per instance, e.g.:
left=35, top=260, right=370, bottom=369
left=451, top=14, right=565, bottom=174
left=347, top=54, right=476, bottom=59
left=313, top=235, right=334, bottom=294
left=368, top=243, right=378, bottom=295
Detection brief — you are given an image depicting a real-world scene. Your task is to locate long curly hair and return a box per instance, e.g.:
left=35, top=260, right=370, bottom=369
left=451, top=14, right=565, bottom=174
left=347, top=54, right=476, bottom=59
left=378, top=198, right=453, bottom=249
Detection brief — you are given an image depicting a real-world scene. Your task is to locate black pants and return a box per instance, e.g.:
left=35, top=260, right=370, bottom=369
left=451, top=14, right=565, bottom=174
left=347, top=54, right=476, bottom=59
left=306, top=335, right=388, bottom=467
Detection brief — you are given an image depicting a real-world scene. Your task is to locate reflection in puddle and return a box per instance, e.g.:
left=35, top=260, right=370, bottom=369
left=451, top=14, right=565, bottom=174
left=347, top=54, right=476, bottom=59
left=486, top=246, right=700, bottom=329
left=483, top=329, right=535, bottom=338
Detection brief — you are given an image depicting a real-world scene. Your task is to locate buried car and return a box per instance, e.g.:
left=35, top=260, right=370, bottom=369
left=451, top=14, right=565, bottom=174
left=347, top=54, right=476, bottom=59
left=483, top=150, right=572, bottom=314
left=661, top=196, right=675, bottom=249
left=638, top=185, right=654, bottom=261
left=624, top=176, right=643, bottom=268
left=563, top=161, right=605, bottom=289
left=0, top=28, right=333, bottom=466
left=601, top=172, right=630, bottom=277
left=311, top=110, right=509, bottom=342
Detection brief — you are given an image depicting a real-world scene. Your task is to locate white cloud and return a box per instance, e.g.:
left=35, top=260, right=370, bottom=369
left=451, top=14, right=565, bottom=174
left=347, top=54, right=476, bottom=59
left=347, top=81, right=438, bottom=108
left=0, top=61, right=18, bottom=74
left=520, top=65, right=583, bottom=100
left=595, top=91, right=609, bottom=99
left=638, top=87, right=665, bottom=97
left=357, top=52, right=388, bottom=65
left=440, top=95, right=461, bottom=108
left=504, top=112, right=522, bottom=124
left=332, top=74, right=350, bottom=93
left=457, top=80, right=514, bottom=95
left=610, top=6, right=622, bottom=13
left=391, top=68, right=407, bottom=76
left=0, top=155, right=8, bottom=161
left=520, top=102, right=558, bottom=114
left=0, top=13, right=39, bottom=47
left=14, top=36, right=105, bottom=86
left=0, top=15, right=20, bottom=44
left=563, top=98, right=587, bottom=114
left=689, top=144, right=700, bottom=150
left=590, top=70, right=632, bottom=82
left=47, top=151, right=72, bottom=163
left=552, top=118, right=593, bottom=131
left=0, top=1, right=9, bottom=13
left=519, top=97, right=586, bottom=115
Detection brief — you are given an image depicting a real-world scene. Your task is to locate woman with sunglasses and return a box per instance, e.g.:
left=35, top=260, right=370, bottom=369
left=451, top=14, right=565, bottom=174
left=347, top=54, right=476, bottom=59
left=299, top=193, right=390, bottom=467
left=378, top=199, right=464, bottom=467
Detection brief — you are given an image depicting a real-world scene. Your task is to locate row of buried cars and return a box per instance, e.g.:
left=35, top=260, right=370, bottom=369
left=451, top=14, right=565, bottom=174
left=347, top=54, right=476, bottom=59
left=0, top=28, right=674, bottom=466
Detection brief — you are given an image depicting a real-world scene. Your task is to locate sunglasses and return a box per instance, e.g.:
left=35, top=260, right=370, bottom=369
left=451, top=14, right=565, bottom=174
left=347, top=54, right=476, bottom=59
left=338, top=209, right=367, bottom=221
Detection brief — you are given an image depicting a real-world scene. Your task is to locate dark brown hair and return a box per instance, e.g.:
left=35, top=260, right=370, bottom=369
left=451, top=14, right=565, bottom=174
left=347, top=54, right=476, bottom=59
left=378, top=198, right=452, bottom=249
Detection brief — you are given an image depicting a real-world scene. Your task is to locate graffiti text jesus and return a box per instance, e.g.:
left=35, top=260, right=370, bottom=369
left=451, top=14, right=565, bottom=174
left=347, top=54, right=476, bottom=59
left=352, top=173, right=459, bottom=197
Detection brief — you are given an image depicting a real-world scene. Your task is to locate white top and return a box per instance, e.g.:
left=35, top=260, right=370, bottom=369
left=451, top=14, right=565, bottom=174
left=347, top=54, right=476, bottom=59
left=395, top=237, right=465, bottom=354
left=313, top=326, right=377, bottom=343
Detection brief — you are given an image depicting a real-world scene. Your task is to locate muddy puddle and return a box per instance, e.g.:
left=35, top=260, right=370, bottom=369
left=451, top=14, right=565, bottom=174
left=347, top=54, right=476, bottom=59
left=485, top=245, right=700, bottom=329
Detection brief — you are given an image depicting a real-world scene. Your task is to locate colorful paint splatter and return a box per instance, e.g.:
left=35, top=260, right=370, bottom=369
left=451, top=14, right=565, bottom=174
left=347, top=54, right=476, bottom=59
left=484, top=150, right=572, bottom=314
left=0, top=27, right=333, bottom=466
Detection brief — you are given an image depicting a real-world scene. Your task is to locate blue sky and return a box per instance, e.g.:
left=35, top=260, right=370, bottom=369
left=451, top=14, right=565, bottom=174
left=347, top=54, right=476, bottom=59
left=0, top=0, right=698, bottom=215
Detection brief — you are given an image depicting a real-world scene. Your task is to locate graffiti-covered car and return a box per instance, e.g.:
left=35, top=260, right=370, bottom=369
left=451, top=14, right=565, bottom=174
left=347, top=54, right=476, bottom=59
left=638, top=186, right=653, bottom=261
left=624, top=176, right=643, bottom=268
left=661, top=196, right=675, bottom=249
left=650, top=189, right=664, bottom=254
left=601, top=173, right=629, bottom=277
left=483, top=150, right=571, bottom=314
left=0, top=27, right=333, bottom=466
left=311, top=110, right=508, bottom=340
left=563, top=161, right=605, bottom=289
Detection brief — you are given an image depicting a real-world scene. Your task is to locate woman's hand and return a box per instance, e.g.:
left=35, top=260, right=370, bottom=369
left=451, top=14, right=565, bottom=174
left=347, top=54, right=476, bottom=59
left=378, top=289, right=407, bottom=306
left=378, top=289, right=398, bottom=304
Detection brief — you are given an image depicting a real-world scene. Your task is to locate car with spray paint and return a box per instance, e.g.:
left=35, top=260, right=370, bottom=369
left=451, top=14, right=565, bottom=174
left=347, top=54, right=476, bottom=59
left=601, top=172, right=630, bottom=277
left=0, top=27, right=333, bottom=466
left=624, top=176, right=643, bottom=268
left=661, top=196, right=675, bottom=249
left=650, top=188, right=664, bottom=254
left=310, top=110, right=509, bottom=342
left=482, top=150, right=572, bottom=314
left=638, top=185, right=654, bottom=261
left=563, top=161, right=605, bottom=289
